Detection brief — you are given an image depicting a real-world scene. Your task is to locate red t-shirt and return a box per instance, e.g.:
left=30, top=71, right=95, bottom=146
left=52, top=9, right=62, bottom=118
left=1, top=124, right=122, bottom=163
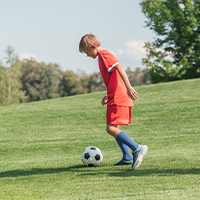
left=98, top=49, right=133, bottom=107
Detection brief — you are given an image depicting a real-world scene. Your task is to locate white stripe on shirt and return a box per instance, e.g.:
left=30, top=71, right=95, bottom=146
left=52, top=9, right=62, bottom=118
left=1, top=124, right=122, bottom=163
left=108, top=62, right=119, bottom=72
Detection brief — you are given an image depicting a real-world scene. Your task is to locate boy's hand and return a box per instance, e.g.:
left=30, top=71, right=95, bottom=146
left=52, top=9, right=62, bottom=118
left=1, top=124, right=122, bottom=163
left=128, top=87, right=138, bottom=101
left=101, top=95, right=108, bottom=106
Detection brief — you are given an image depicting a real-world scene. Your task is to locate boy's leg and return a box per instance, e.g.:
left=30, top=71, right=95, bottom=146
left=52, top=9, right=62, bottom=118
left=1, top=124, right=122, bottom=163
left=106, top=124, right=138, bottom=152
left=106, top=124, right=132, bottom=164
left=115, top=139, right=133, bottom=165
left=106, top=106, right=148, bottom=169
left=106, top=124, right=134, bottom=165
left=106, top=106, right=138, bottom=152
left=114, top=129, right=148, bottom=169
left=106, top=124, right=120, bottom=138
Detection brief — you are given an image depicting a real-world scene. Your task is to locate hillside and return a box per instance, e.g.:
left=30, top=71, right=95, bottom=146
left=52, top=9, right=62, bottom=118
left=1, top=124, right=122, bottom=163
left=0, top=78, right=200, bottom=199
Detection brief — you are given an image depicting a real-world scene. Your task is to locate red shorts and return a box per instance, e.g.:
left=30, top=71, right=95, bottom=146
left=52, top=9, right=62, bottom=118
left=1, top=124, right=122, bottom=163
left=106, top=105, right=132, bottom=125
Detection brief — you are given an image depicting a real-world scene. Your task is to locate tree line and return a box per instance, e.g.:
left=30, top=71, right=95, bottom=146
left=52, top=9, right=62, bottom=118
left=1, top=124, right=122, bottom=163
left=0, top=46, right=150, bottom=106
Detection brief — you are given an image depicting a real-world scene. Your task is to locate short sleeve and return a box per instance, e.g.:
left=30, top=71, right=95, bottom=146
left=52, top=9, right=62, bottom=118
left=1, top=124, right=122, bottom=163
left=99, top=51, right=119, bottom=72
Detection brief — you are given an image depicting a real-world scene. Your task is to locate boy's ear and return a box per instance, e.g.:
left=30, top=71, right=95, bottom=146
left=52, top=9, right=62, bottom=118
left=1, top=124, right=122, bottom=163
left=91, top=45, right=96, bottom=49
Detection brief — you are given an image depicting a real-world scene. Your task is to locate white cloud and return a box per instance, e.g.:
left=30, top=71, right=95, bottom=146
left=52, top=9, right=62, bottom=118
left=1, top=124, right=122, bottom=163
left=116, top=49, right=124, bottom=55
left=124, top=40, right=146, bottom=60
left=18, top=52, right=39, bottom=61
left=111, top=39, right=174, bottom=67
left=18, top=52, right=57, bottom=63
left=112, top=39, right=147, bottom=61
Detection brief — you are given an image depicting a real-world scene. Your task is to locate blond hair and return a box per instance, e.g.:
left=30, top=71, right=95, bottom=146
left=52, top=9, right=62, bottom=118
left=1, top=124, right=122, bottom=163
left=79, top=33, right=101, bottom=53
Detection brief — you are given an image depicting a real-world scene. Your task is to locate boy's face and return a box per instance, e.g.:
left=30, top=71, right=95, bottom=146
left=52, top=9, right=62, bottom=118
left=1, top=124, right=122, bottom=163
left=83, top=46, right=98, bottom=59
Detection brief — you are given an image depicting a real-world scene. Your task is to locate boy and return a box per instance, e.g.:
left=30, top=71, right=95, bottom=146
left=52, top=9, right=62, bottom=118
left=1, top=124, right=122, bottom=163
left=79, top=33, right=148, bottom=169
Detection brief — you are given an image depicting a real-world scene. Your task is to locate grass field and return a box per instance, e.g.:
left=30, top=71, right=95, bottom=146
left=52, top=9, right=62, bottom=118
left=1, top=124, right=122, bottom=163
left=0, top=78, right=200, bottom=200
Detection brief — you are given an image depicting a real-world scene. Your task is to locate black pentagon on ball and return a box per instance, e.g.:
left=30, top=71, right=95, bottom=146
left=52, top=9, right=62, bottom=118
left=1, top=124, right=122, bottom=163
left=88, top=164, right=94, bottom=167
left=84, top=153, right=90, bottom=159
left=90, top=147, right=96, bottom=150
left=95, top=154, right=100, bottom=160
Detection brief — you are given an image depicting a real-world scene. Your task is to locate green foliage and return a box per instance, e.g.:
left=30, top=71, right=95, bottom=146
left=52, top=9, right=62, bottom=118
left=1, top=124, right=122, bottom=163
left=59, top=70, right=87, bottom=96
left=0, top=79, right=199, bottom=199
left=0, top=64, right=8, bottom=106
left=0, top=46, right=27, bottom=106
left=143, top=42, right=182, bottom=83
left=87, top=72, right=106, bottom=93
left=8, top=59, right=27, bottom=104
left=141, top=0, right=200, bottom=82
left=126, top=67, right=151, bottom=85
left=21, top=60, right=61, bottom=101
left=59, top=71, right=106, bottom=97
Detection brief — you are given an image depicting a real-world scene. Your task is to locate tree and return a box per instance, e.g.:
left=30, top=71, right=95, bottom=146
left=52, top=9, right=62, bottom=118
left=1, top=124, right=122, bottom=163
left=59, top=71, right=106, bottom=97
left=59, top=70, right=85, bottom=97
left=21, top=60, right=61, bottom=101
left=126, top=67, right=151, bottom=86
left=79, top=74, right=89, bottom=94
left=42, top=63, right=61, bottom=99
left=141, top=0, right=200, bottom=83
left=87, top=72, right=106, bottom=93
left=0, top=64, right=8, bottom=105
left=1, top=46, right=27, bottom=106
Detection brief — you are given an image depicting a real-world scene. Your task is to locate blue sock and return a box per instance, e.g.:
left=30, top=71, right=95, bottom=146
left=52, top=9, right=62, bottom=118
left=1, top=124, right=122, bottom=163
left=116, top=131, right=138, bottom=152
left=115, top=138, right=132, bottom=161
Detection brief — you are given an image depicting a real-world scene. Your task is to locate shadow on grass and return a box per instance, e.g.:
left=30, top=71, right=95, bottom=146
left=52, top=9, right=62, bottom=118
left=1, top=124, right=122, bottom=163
left=0, top=165, right=84, bottom=178
left=0, top=165, right=200, bottom=178
left=108, top=168, right=200, bottom=177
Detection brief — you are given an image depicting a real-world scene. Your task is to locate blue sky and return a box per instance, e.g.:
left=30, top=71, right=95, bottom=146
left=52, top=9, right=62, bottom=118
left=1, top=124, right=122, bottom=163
left=0, top=0, right=156, bottom=74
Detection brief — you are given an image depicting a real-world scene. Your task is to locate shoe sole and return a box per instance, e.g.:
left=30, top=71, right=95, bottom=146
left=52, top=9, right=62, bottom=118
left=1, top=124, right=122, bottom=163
left=113, top=163, right=133, bottom=166
left=132, top=145, right=148, bottom=169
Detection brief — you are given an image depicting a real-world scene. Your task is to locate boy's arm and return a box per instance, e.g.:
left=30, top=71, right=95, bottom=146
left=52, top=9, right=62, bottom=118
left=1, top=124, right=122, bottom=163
left=114, top=64, right=138, bottom=101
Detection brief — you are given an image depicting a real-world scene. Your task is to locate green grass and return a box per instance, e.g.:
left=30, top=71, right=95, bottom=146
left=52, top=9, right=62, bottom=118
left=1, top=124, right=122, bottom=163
left=0, top=78, right=200, bottom=200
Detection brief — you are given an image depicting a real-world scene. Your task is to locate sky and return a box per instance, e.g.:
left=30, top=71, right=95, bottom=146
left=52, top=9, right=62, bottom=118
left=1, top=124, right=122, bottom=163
left=0, top=0, right=156, bottom=75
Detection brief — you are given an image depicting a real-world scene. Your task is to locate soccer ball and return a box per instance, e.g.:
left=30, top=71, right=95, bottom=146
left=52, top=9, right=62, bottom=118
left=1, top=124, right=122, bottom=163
left=82, top=146, right=103, bottom=167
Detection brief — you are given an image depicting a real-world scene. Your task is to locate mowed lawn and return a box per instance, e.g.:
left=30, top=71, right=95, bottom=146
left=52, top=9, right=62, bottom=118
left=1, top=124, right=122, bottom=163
left=0, top=79, right=199, bottom=200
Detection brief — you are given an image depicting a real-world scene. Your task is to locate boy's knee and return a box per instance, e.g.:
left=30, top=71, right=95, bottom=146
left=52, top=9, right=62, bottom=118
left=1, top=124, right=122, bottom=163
left=106, top=124, right=116, bottom=134
left=106, top=124, right=120, bottom=138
